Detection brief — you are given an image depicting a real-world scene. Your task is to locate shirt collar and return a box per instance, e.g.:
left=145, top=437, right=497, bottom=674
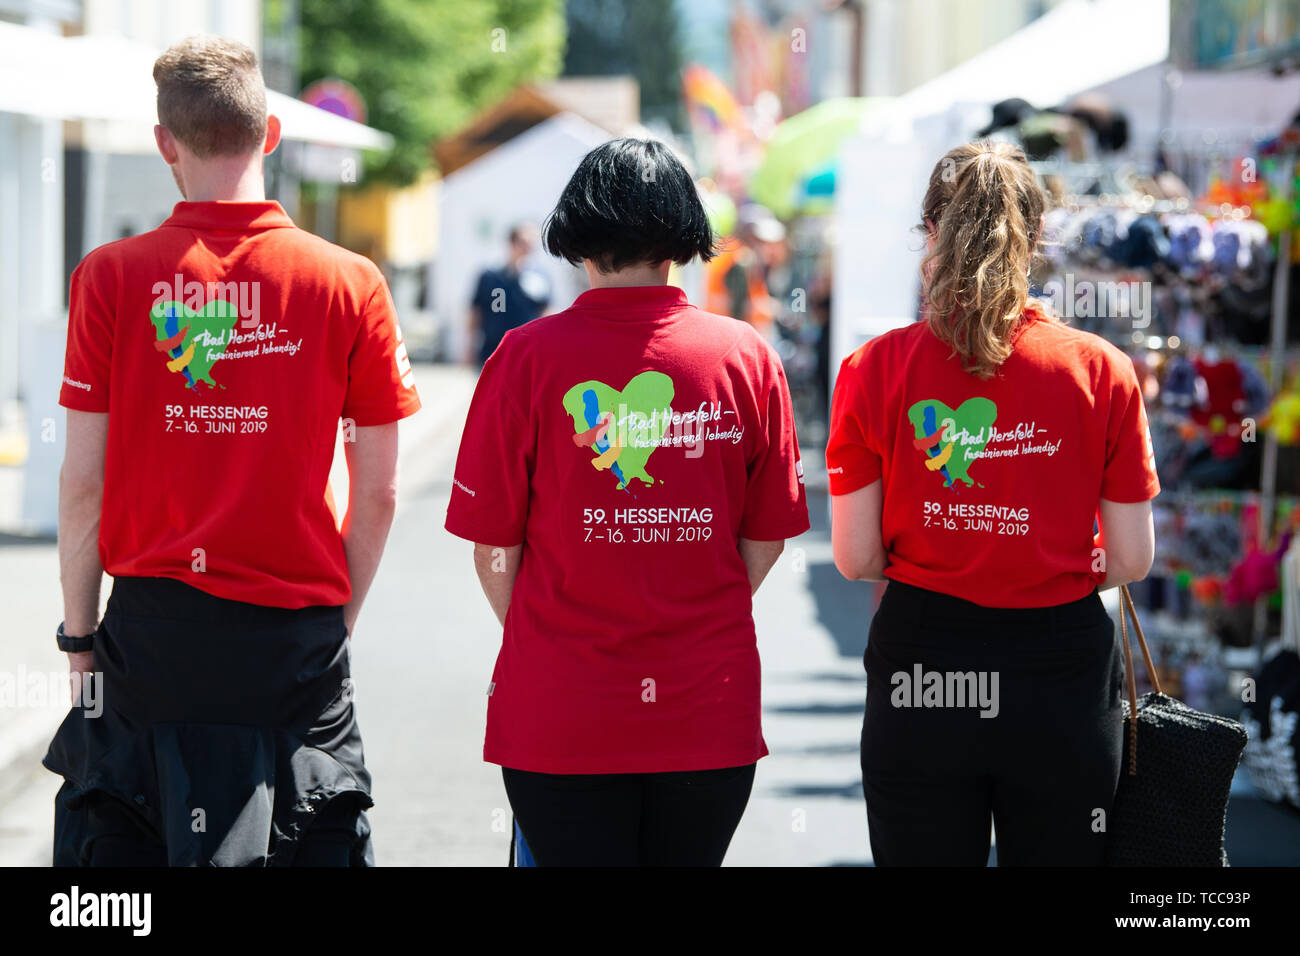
left=161, top=201, right=296, bottom=232
left=570, top=285, right=689, bottom=317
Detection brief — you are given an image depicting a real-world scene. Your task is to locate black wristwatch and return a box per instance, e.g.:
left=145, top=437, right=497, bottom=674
left=56, top=621, right=95, bottom=653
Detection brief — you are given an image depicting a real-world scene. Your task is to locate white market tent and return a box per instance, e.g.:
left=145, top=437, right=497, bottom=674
left=864, top=0, right=1170, bottom=138
left=0, top=22, right=393, bottom=150
left=0, top=22, right=392, bottom=149
left=833, top=0, right=1173, bottom=373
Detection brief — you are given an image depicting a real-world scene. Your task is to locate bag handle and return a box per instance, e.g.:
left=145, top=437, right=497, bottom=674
left=1118, top=584, right=1162, bottom=775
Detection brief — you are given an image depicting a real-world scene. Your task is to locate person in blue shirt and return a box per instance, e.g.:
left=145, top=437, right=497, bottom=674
left=469, top=222, right=552, bottom=366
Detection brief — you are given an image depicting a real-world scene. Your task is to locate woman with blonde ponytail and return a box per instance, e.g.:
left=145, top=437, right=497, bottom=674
left=826, top=141, right=1160, bottom=865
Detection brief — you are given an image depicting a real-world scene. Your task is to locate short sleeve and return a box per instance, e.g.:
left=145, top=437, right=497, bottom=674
left=1100, top=352, right=1161, bottom=503
left=60, top=259, right=114, bottom=412
left=341, top=279, right=422, bottom=427
left=739, top=353, right=810, bottom=540
left=826, top=356, right=882, bottom=495
left=444, top=344, right=534, bottom=547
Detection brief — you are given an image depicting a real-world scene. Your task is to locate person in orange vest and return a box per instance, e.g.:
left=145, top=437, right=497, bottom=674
left=704, top=212, right=783, bottom=333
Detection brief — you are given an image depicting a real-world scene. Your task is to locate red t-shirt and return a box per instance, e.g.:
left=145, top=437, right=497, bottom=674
left=60, top=201, right=422, bottom=608
left=826, top=305, right=1160, bottom=608
left=445, top=285, right=810, bottom=774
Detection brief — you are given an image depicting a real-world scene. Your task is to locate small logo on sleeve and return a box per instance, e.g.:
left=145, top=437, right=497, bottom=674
left=395, top=324, right=414, bottom=389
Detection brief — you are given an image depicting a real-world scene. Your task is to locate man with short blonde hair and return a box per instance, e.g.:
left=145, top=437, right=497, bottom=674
left=46, top=35, right=419, bottom=867
left=152, top=35, right=267, bottom=157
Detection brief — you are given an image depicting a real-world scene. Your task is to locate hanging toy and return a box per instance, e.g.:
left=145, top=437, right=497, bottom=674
left=1266, top=391, right=1300, bottom=445
left=1223, top=545, right=1279, bottom=605
left=1254, top=197, right=1292, bottom=237
left=1190, top=574, right=1224, bottom=605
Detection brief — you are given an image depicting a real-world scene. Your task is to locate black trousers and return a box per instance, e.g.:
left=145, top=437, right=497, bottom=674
left=861, top=581, right=1124, bottom=866
left=46, top=576, right=373, bottom=867
left=60, top=784, right=366, bottom=867
left=502, top=763, right=756, bottom=866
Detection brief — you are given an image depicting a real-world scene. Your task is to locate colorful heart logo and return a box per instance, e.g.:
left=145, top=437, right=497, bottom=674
left=562, top=371, right=676, bottom=490
left=149, top=299, right=241, bottom=390
left=906, top=397, right=998, bottom=488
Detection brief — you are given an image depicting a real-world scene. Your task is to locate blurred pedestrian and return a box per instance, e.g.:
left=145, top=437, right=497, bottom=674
left=468, top=222, right=551, bottom=366
left=827, top=141, right=1160, bottom=866
left=703, top=209, right=782, bottom=334
left=446, top=138, right=809, bottom=866
left=46, top=36, right=420, bottom=867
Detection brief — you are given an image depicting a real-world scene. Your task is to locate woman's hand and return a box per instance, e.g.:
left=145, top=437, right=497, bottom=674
left=1096, top=498, right=1155, bottom=589
left=831, top=480, right=887, bottom=581
left=474, top=542, right=523, bottom=627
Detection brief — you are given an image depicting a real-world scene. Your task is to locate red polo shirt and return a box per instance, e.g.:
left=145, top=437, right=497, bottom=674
left=60, top=201, right=422, bottom=608
left=446, top=285, right=810, bottom=773
left=827, top=305, right=1160, bottom=608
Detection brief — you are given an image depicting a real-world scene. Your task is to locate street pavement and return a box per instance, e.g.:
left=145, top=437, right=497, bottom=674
left=2, top=361, right=1298, bottom=866
left=0, top=532, right=72, bottom=866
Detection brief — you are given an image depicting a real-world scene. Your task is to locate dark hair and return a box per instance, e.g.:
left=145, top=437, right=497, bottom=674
left=543, top=138, right=717, bottom=272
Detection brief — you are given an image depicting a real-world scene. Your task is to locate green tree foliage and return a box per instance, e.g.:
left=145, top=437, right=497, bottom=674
left=563, top=0, right=684, bottom=130
left=299, top=0, right=567, bottom=185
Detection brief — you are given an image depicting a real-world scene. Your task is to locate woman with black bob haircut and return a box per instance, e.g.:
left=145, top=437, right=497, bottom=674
left=445, top=137, right=810, bottom=866
left=543, top=137, right=717, bottom=272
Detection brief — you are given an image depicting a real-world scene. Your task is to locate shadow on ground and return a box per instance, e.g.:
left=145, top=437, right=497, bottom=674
left=1224, top=795, right=1300, bottom=865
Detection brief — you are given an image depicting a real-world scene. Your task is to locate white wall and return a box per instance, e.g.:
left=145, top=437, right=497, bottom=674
left=82, top=0, right=262, bottom=156
left=830, top=132, right=933, bottom=385
left=82, top=0, right=261, bottom=55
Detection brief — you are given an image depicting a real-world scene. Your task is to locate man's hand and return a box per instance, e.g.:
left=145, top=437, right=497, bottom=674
left=66, top=650, right=93, bottom=705
left=341, top=422, right=400, bottom=636
left=60, top=410, right=108, bottom=688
